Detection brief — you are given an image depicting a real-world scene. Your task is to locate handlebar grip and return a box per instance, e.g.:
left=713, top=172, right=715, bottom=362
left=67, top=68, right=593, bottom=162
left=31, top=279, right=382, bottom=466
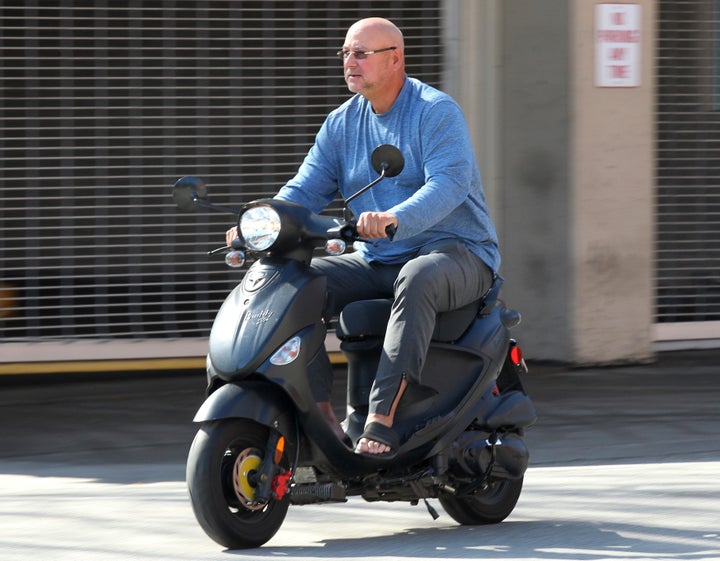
left=385, top=224, right=396, bottom=240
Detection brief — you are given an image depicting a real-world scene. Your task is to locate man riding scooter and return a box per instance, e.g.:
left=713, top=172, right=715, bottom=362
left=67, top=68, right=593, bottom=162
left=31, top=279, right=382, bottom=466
left=226, top=17, right=500, bottom=457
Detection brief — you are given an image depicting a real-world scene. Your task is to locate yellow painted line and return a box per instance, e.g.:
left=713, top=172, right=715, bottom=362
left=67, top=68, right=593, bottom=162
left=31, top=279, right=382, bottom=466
left=329, top=353, right=347, bottom=365
left=0, top=353, right=346, bottom=376
left=0, top=357, right=206, bottom=376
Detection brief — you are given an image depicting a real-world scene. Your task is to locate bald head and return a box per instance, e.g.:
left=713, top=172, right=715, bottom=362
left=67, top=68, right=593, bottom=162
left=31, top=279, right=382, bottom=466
left=345, top=17, right=405, bottom=51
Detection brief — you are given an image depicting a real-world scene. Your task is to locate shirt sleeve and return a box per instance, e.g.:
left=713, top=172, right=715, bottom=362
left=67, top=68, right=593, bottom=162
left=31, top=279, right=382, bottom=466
left=388, top=100, right=476, bottom=240
left=275, top=118, right=340, bottom=213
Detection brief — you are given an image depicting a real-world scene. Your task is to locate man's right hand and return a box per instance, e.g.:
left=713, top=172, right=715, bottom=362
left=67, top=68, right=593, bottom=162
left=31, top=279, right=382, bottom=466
left=357, top=211, right=398, bottom=239
left=226, top=226, right=239, bottom=246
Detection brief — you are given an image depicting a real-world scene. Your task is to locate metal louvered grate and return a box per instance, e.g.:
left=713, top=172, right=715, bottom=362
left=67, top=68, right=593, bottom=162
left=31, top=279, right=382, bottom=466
left=1, top=1, right=443, bottom=346
left=655, top=0, right=720, bottom=324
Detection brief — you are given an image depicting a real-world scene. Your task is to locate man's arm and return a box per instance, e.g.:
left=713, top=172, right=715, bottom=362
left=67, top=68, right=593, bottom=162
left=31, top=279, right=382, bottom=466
left=387, top=100, right=477, bottom=239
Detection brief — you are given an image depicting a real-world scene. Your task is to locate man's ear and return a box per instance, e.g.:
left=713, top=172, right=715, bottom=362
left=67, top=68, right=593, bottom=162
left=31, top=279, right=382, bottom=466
left=392, top=49, right=403, bottom=70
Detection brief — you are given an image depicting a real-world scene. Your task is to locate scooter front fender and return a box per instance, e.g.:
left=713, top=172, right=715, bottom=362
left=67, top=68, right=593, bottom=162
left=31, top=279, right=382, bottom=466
left=193, top=382, right=296, bottom=439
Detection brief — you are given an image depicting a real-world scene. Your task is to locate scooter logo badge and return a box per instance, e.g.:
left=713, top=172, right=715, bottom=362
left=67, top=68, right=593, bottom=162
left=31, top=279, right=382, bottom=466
left=244, top=270, right=269, bottom=292
left=247, top=309, right=273, bottom=325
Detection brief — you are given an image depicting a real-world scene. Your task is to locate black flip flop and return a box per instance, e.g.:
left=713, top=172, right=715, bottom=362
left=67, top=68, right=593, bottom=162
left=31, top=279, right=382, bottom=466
left=354, top=422, right=400, bottom=458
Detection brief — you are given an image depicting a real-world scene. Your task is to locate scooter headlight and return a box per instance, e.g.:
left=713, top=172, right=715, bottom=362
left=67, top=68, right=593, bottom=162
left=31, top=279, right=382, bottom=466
left=240, top=205, right=281, bottom=251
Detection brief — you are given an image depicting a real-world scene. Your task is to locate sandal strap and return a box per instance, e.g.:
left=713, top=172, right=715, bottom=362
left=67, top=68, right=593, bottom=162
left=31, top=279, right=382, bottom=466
left=358, top=421, right=400, bottom=449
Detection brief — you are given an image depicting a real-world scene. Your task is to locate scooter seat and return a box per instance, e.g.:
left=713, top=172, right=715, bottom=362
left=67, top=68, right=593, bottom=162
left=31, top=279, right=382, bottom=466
left=335, top=274, right=503, bottom=343
left=336, top=298, right=481, bottom=343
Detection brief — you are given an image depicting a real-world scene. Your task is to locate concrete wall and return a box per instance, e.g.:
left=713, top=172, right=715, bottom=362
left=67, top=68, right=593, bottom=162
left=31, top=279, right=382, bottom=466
left=569, top=1, right=655, bottom=363
left=498, top=0, right=574, bottom=361
left=443, top=0, right=501, bottom=223
left=451, top=0, right=655, bottom=364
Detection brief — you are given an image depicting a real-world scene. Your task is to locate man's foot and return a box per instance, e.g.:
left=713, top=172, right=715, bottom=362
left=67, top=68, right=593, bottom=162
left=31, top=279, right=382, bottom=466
left=355, top=418, right=400, bottom=456
left=356, top=377, right=407, bottom=455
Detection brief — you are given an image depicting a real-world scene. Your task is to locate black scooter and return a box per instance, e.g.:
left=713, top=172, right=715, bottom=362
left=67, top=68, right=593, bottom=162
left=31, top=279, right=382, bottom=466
left=173, top=145, right=536, bottom=549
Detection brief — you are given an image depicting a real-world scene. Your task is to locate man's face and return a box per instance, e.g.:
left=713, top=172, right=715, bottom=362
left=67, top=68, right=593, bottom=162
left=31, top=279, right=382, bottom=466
left=341, top=26, right=395, bottom=97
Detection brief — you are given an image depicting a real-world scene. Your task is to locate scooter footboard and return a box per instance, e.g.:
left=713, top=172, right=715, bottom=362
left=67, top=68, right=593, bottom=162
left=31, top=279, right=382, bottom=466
left=193, top=381, right=296, bottom=440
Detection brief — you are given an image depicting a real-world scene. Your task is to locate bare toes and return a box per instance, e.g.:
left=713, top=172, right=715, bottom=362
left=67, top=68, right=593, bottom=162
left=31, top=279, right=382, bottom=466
left=355, top=438, right=391, bottom=455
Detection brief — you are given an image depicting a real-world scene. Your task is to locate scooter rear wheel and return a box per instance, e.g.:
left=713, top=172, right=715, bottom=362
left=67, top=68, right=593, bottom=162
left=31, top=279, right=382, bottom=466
left=186, top=419, right=290, bottom=549
left=439, top=477, right=523, bottom=525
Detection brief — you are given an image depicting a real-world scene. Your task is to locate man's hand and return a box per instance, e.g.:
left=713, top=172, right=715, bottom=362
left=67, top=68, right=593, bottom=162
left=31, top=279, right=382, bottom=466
left=357, top=211, right=398, bottom=239
left=225, top=226, right=239, bottom=246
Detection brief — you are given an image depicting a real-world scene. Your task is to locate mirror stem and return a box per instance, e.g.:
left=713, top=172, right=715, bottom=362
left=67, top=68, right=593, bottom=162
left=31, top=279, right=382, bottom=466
left=344, top=166, right=387, bottom=211
left=191, top=194, right=241, bottom=215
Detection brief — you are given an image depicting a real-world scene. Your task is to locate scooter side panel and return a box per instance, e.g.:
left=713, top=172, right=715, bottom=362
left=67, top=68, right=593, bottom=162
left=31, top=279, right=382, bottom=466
left=209, top=259, right=327, bottom=377
left=412, top=309, right=512, bottom=454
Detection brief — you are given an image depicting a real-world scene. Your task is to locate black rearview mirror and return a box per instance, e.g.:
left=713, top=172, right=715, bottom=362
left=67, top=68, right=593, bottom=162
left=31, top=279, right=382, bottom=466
left=173, top=176, right=207, bottom=211
left=371, top=144, right=404, bottom=178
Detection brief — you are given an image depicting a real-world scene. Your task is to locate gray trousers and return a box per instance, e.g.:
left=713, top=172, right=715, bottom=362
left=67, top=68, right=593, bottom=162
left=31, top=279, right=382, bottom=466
left=309, top=239, right=494, bottom=416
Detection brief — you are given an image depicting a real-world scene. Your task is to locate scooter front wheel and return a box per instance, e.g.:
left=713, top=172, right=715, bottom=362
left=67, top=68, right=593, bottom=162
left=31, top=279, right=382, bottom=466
left=186, top=419, right=290, bottom=549
left=439, top=477, right=523, bottom=525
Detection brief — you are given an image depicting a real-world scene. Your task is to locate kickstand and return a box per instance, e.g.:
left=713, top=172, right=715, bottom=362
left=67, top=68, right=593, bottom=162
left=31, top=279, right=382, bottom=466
left=409, top=480, right=440, bottom=520
left=423, top=497, right=440, bottom=520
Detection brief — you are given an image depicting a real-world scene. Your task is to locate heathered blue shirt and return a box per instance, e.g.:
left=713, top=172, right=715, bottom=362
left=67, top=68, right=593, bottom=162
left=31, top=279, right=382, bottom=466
left=276, top=76, right=500, bottom=272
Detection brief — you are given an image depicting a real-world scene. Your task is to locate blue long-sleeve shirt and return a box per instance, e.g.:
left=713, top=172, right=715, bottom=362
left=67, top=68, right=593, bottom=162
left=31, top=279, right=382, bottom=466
left=276, top=76, right=500, bottom=271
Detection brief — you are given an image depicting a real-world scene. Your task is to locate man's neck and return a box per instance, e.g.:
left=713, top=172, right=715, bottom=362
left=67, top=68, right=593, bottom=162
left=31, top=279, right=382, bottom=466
left=368, top=75, right=406, bottom=114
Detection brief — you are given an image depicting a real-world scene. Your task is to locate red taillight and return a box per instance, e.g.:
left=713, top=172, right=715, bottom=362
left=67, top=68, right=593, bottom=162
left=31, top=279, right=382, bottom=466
left=510, top=344, right=523, bottom=365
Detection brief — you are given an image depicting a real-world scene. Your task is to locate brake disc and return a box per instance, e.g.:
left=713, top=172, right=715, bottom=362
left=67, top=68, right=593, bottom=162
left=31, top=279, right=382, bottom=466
left=232, top=448, right=266, bottom=511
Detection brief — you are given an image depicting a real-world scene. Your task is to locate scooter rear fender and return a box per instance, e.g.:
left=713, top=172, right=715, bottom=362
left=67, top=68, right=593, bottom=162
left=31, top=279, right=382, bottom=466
left=193, top=381, right=297, bottom=440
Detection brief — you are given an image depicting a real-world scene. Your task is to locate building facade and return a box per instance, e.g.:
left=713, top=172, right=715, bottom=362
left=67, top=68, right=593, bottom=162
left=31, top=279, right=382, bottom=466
left=1, top=0, right=718, bottom=370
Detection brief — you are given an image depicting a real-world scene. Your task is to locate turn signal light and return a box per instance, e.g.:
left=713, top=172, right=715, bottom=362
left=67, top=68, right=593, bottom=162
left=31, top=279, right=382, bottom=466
left=325, top=239, right=347, bottom=256
left=274, top=436, right=285, bottom=464
left=270, top=335, right=301, bottom=365
left=225, top=250, right=246, bottom=268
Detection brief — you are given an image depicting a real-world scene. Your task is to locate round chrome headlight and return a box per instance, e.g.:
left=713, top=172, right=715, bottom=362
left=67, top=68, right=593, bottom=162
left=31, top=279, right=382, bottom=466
left=240, top=205, right=281, bottom=251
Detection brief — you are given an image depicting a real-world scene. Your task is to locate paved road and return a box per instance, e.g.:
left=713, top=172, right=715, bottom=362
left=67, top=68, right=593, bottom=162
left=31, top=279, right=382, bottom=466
left=1, top=351, right=719, bottom=560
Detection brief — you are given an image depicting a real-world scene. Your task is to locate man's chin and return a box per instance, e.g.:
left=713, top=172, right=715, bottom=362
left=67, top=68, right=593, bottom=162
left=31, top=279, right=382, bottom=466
left=345, top=77, right=362, bottom=91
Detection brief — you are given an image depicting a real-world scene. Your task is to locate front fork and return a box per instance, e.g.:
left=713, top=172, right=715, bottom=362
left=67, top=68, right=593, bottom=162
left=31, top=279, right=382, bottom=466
left=251, top=430, right=293, bottom=504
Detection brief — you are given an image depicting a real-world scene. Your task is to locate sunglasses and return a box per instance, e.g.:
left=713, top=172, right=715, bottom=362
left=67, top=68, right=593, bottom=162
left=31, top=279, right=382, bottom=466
left=336, top=46, right=397, bottom=60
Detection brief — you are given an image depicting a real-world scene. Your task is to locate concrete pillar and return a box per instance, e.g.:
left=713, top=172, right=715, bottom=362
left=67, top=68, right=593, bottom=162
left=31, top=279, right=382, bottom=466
left=569, top=0, right=655, bottom=363
left=443, top=0, right=502, bottom=224
left=494, top=0, right=655, bottom=363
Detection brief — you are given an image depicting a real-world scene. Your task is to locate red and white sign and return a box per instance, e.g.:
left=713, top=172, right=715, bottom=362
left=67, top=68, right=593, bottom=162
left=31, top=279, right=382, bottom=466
left=595, top=3, right=641, bottom=87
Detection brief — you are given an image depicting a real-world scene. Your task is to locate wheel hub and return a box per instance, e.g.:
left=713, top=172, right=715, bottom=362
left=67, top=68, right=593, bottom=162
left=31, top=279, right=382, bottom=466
left=232, top=448, right=266, bottom=510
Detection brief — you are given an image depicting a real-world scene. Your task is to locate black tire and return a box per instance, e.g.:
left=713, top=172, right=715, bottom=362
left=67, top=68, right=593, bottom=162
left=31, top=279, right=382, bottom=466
left=186, top=419, right=290, bottom=549
left=439, top=477, right=524, bottom=525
